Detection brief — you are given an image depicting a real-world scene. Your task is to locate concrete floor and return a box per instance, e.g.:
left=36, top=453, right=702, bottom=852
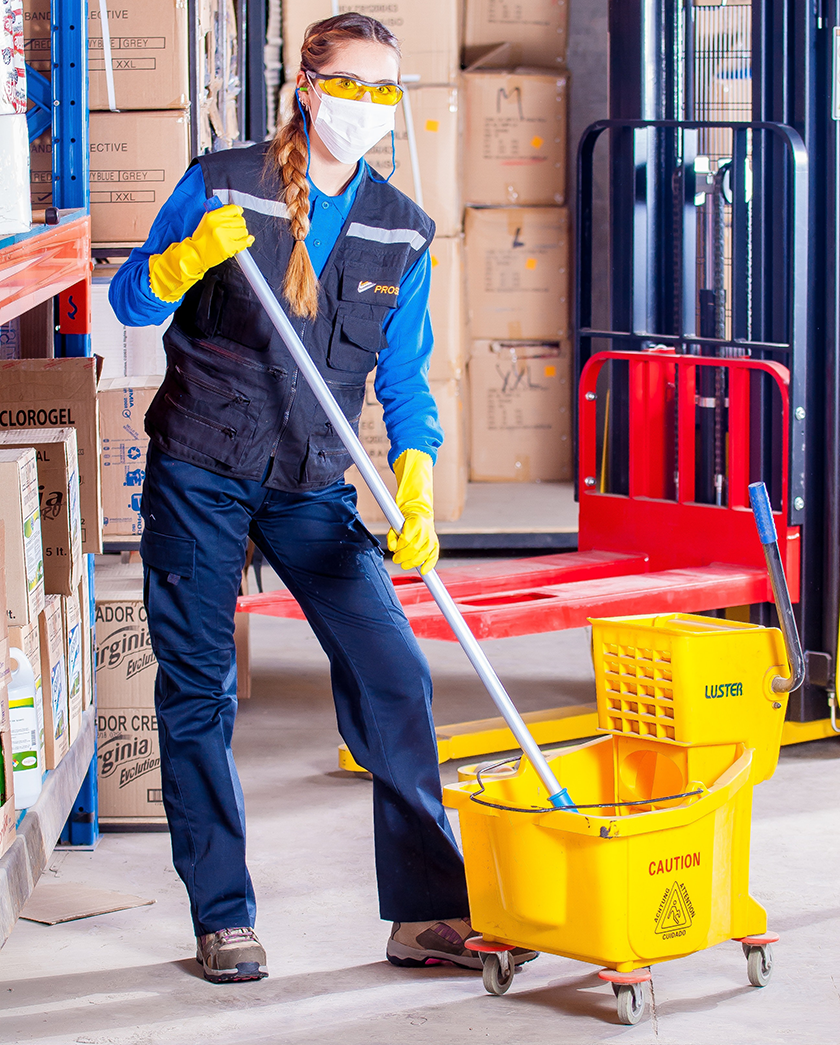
left=0, top=559, right=838, bottom=1044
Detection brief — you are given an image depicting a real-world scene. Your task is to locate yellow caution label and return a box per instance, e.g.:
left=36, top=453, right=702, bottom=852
left=544, top=365, right=556, bottom=377
left=525, top=258, right=538, bottom=270
left=425, top=120, right=440, bottom=132
left=531, top=135, right=544, bottom=148
left=430, top=255, right=439, bottom=268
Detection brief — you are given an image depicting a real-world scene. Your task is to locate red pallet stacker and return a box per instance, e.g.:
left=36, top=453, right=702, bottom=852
left=238, top=348, right=819, bottom=767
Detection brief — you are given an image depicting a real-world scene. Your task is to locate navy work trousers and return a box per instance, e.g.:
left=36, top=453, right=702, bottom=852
left=140, top=445, right=469, bottom=936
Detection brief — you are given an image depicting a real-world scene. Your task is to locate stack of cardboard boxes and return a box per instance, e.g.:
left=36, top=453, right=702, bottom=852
left=0, top=391, right=96, bottom=827
left=462, top=0, right=573, bottom=484
left=0, top=525, right=16, bottom=859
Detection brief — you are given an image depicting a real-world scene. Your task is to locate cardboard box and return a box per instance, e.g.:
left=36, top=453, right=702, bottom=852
left=95, top=565, right=155, bottom=709
left=80, top=564, right=94, bottom=711
left=0, top=358, right=102, bottom=554
left=63, top=586, right=83, bottom=744
left=468, top=339, right=572, bottom=481
left=0, top=524, right=9, bottom=690
left=464, top=206, right=570, bottom=340
left=9, top=616, right=46, bottom=773
left=98, top=377, right=161, bottom=537
left=23, top=0, right=189, bottom=110
left=462, top=67, right=568, bottom=206
left=0, top=428, right=83, bottom=597
left=345, top=376, right=467, bottom=525
left=463, top=0, right=568, bottom=70
left=0, top=447, right=46, bottom=626
left=428, top=235, right=466, bottom=381
left=369, top=85, right=461, bottom=238
left=92, top=271, right=169, bottom=380
left=39, top=594, right=69, bottom=769
left=282, top=0, right=460, bottom=88
left=97, top=706, right=165, bottom=821
left=29, top=111, right=191, bottom=245
left=280, top=81, right=462, bottom=237
left=0, top=683, right=15, bottom=859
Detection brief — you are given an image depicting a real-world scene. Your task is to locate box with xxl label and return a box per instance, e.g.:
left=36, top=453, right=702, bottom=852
left=23, top=0, right=189, bottom=110
left=345, top=376, right=467, bottom=525
left=29, top=112, right=191, bottom=245
left=98, top=377, right=160, bottom=537
left=9, top=616, right=45, bottom=773
left=462, top=67, right=568, bottom=206
left=282, top=0, right=460, bottom=88
left=97, top=706, right=166, bottom=821
left=63, top=586, right=83, bottom=744
left=39, top=594, right=68, bottom=769
left=0, top=358, right=102, bottom=554
left=0, top=428, right=82, bottom=596
left=468, top=340, right=572, bottom=482
left=0, top=447, right=45, bottom=626
left=463, top=0, right=568, bottom=70
left=464, top=206, right=570, bottom=340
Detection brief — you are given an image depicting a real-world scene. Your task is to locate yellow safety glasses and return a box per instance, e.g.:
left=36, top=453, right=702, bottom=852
left=306, top=71, right=403, bottom=106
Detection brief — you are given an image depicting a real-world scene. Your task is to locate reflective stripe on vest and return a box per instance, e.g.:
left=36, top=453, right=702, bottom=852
left=213, top=187, right=290, bottom=219
left=346, top=222, right=426, bottom=251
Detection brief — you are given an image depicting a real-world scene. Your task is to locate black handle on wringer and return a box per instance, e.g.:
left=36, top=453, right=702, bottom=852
left=748, top=481, right=805, bottom=693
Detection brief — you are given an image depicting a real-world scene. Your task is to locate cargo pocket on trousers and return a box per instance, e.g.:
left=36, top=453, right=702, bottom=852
left=140, top=529, right=199, bottom=653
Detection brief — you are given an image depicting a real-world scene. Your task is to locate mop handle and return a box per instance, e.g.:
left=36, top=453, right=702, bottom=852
left=748, top=482, right=805, bottom=693
left=233, top=244, right=575, bottom=809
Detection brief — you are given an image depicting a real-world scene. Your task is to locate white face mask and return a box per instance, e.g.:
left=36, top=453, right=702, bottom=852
left=310, top=89, right=396, bottom=165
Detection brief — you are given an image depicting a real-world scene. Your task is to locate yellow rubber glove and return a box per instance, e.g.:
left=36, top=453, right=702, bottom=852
left=148, top=204, right=255, bottom=303
left=387, top=448, right=439, bottom=575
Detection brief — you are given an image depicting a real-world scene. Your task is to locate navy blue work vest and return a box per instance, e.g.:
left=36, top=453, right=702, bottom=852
left=144, top=143, right=435, bottom=491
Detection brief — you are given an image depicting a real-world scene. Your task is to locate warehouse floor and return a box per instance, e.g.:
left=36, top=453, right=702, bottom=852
left=0, top=558, right=838, bottom=1045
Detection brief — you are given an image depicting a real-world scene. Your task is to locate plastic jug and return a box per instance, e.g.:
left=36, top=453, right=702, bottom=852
left=9, top=646, right=43, bottom=809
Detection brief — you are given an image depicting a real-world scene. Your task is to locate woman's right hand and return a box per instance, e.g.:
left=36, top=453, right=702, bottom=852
left=148, top=204, right=255, bottom=303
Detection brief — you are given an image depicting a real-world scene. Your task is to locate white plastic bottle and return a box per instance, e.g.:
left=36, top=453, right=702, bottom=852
left=9, top=647, right=43, bottom=810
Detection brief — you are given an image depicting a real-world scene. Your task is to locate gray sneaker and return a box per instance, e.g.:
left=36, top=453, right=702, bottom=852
left=195, top=927, right=269, bottom=983
left=386, top=918, right=538, bottom=970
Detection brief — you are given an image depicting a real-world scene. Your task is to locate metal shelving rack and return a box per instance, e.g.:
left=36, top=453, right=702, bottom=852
left=0, top=0, right=98, bottom=946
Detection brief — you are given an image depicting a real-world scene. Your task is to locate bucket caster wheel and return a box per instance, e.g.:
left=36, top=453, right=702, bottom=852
left=481, top=952, right=514, bottom=996
left=733, top=932, right=778, bottom=988
left=615, top=982, right=646, bottom=1025
left=746, top=944, right=773, bottom=987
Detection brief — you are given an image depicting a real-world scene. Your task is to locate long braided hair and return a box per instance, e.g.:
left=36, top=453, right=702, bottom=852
left=267, top=14, right=401, bottom=319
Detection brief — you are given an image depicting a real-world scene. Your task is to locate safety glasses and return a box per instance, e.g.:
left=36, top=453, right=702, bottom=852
left=306, top=71, right=403, bottom=106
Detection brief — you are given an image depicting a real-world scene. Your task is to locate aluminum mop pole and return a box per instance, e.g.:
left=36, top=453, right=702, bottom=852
left=235, top=246, right=575, bottom=809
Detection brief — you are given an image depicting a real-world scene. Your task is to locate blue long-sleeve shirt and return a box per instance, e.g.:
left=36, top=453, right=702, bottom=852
left=109, top=160, right=442, bottom=467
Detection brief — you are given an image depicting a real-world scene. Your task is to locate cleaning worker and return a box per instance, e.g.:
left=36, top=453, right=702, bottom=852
left=108, top=13, right=537, bottom=984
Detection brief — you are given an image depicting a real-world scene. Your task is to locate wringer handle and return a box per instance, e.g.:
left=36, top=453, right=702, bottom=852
left=748, top=482, right=805, bottom=694
left=231, top=239, right=576, bottom=810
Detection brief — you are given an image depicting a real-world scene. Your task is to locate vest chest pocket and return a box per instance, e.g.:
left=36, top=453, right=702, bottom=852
left=327, top=313, right=384, bottom=374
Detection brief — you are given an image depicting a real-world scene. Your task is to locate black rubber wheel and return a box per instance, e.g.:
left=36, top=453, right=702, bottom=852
left=482, top=953, right=514, bottom=996
left=616, top=982, right=645, bottom=1025
left=747, top=945, right=773, bottom=987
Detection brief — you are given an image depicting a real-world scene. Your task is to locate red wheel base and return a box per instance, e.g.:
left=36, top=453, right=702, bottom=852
left=598, top=968, right=652, bottom=985
left=465, top=937, right=518, bottom=954
left=733, top=932, right=779, bottom=947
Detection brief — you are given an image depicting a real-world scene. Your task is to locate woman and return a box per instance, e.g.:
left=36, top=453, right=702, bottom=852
left=109, top=14, right=535, bottom=984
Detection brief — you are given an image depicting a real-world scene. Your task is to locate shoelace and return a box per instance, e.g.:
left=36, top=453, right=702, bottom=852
left=217, top=927, right=259, bottom=943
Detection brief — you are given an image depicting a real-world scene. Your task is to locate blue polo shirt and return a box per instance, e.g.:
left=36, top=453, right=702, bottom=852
left=109, top=161, right=441, bottom=467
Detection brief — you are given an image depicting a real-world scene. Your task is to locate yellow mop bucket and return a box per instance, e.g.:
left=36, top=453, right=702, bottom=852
left=444, top=481, right=803, bottom=1024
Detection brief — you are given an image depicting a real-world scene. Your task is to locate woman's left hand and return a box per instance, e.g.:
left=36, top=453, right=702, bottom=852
left=387, top=449, right=439, bottom=575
